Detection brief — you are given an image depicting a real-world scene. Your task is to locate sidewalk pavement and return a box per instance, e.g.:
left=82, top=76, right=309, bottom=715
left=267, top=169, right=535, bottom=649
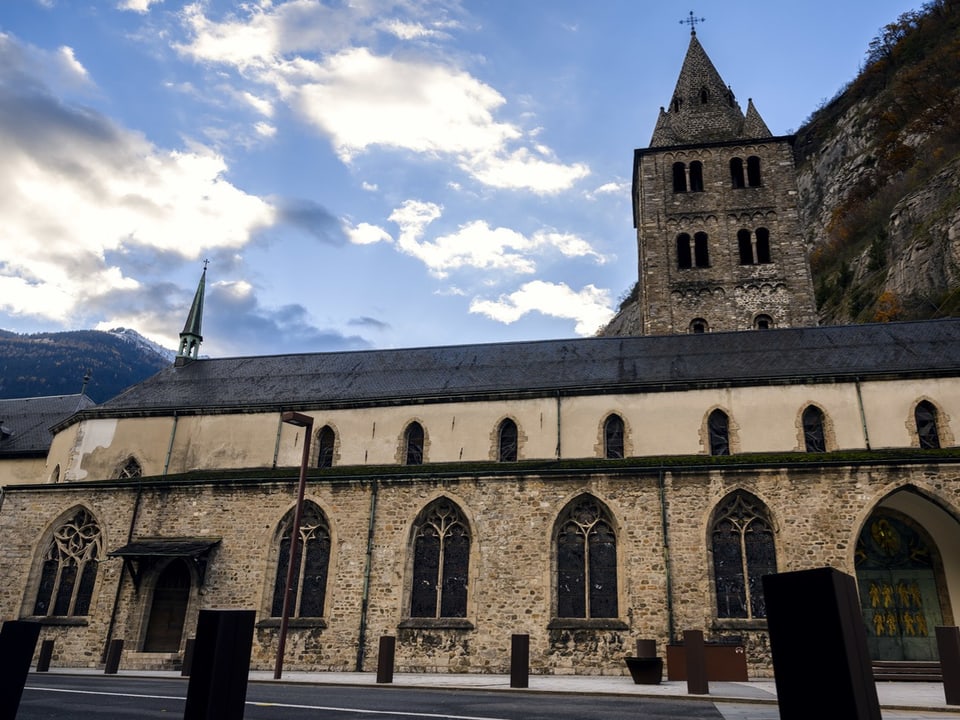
left=39, top=667, right=960, bottom=718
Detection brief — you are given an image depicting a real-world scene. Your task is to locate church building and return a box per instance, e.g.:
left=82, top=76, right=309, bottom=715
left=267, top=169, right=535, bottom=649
left=1, top=30, right=958, bottom=679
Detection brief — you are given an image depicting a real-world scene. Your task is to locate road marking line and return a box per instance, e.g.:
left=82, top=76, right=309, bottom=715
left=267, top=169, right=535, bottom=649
left=27, top=687, right=511, bottom=720
left=246, top=702, right=510, bottom=720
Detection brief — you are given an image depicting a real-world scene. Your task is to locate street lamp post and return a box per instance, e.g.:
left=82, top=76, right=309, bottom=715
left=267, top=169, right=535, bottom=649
left=273, top=411, right=314, bottom=680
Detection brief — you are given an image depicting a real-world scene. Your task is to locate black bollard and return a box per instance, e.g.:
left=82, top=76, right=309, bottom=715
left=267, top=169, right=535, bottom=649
left=936, top=626, right=960, bottom=706
left=183, top=610, right=256, bottom=720
left=181, top=638, right=196, bottom=677
left=683, top=630, right=709, bottom=695
left=0, top=620, right=41, bottom=720
left=762, top=567, right=880, bottom=720
left=36, top=638, right=55, bottom=672
left=104, top=638, right=124, bottom=674
left=376, top=636, right=395, bottom=684
left=510, top=634, right=529, bottom=689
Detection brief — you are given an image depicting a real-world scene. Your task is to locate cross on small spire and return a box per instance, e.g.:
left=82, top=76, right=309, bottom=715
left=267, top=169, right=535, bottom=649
left=680, top=11, right=705, bottom=35
left=202, top=258, right=210, bottom=271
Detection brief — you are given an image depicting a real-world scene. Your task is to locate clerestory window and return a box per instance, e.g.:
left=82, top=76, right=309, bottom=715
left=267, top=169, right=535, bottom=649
left=802, top=405, right=826, bottom=452
left=404, top=422, right=425, bottom=465
left=915, top=401, right=941, bottom=449
left=498, top=418, right=518, bottom=462
left=603, top=414, right=625, bottom=459
left=316, top=425, right=336, bottom=468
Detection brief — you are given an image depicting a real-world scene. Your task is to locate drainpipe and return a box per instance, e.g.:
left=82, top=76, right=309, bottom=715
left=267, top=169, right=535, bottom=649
left=658, top=468, right=676, bottom=644
left=555, top=393, right=562, bottom=460
left=162, top=412, right=179, bottom=476
left=355, top=479, right=379, bottom=671
left=272, top=414, right=285, bottom=468
left=855, top=378, right=872, bottom=450
left=102, top=469, right=143, bottom=662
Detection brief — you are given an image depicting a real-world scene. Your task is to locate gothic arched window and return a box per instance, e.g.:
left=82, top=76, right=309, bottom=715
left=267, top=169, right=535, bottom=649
left=117, top=457, right=142, bottom=479
left=915, top=401, right=941, bottom=449
left=604, top=414, right=625, bottom=459
left=498, top=419, right=518, bottom=462
left=708, top=409, right=730, bottom=455
left=699, top=87, right=709, bottom=104
left=672, top=162, right=687, bottom=193
left=316, top=425, right=335, bottom=468
left=802, top=405, right=826, bottom=452
left=271, top=501, right=331, bottom=618
left=404, top=422, right=424, bottom=465
left=711, top=490, right=776, bottom=619
left=730, top=157, right=745, bottom=188
left=694, top=232, right=710, bottom=267
left=410, top=499, right=470, bottom=618
left=33, top=508, right=102, bottom=617
left=556, top=496, right=618, bottom=619
left=689, top=161, right=704, bottom=192
left=747, top=156, right=762, bottom=187
left=738, top=229, right=754, bottom=265
left=676, top=233, right=693, bottom=269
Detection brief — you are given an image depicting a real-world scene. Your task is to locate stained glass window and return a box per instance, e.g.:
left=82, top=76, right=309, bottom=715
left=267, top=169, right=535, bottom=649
left=556, top=496, right=618, bottom=619
left=410, top=500, right=470, bottom=618
left=33, top=508, right=102, bottom=617
left=711, top=491, right=776, bottom=619
left=271, top=502, right=331, bottom=618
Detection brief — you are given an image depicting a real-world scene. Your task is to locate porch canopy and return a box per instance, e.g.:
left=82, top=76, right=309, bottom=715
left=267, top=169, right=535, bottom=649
left=108, top=537, right=221, bottom=590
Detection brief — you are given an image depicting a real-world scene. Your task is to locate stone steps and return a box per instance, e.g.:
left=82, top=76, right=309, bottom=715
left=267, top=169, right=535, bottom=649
left=873, top=660, right=942, bottom=682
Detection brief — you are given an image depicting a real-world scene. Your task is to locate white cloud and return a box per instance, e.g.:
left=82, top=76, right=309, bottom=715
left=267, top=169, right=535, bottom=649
left=386, top=201, right=605, bottom=279
left=347, top=222, right=393, bottom=245
left=241, top=90, right=274, bottom=117
left=56, top=46, right=89, bottom=80
left=117, top=0, right=163, bottom=12
left=590, top=181, right=629, bottom=197
left=470, top=281, right=615, bottom=336
left=175, top=3, right=589, bottom=193
left=0, top=34, right=275, bottom=326
left=254, top=121, right=277, bottom=137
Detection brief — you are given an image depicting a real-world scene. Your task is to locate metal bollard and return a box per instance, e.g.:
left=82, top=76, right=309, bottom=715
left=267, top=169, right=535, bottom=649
left=683, top=629, right=709, bottom=695
left=936, top=626, right=960, bottom=706
left=510, top=634, right=529, bottom=689
left=36, top=639, right=55, bottom=672
left=104, top=638, right=124, bottom=675
left=376, top=636, right=395, bottom=684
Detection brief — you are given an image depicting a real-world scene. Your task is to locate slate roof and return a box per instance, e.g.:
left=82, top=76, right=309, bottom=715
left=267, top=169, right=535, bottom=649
left=0, top=394, right=95, bottom=457
left=61, top=319, right=960, bottom=424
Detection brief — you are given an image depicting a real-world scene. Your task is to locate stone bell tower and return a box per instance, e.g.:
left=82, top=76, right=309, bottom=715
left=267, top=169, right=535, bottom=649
left=631, top=26, right=817, bottom=335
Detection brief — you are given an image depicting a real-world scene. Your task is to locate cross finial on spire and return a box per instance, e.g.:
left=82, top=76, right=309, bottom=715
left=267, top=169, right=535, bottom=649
left=680, top=11, right=705, bottom=35
left=202, top=258, right=210, bottom=271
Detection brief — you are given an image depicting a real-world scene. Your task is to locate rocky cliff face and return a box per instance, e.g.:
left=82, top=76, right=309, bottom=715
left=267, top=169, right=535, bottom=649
left=601, top=0, right=960, bottom=336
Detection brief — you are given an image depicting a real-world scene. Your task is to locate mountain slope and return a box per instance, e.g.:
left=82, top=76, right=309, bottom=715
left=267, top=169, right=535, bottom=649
left=0, top=328, right=173, bottom=403
left=795, top=0, right=960, bottom=324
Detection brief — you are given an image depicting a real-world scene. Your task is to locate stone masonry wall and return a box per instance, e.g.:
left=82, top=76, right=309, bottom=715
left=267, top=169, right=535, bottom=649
left=1, top=461, right=958, bottom=678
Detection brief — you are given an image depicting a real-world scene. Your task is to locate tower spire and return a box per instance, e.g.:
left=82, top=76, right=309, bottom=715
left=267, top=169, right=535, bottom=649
left=177, top=262, right=207, bottom=363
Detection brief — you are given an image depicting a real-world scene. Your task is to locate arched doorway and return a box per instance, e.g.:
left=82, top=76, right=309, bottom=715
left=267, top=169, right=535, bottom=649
left=143, top=560, right=191, bottom=653
left=855, top=508, right=946, bottom=661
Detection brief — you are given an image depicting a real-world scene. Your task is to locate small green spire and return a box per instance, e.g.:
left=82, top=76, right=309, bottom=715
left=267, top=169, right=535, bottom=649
left=177, top=262, right=207, bottom=361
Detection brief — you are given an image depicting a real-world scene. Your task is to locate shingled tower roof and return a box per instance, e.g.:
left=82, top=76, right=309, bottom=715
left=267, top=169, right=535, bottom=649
left=650, top=32, right=772, bottom=147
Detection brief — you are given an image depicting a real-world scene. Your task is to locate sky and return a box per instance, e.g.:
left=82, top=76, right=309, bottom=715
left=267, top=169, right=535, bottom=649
left=0, top=0, right=925, bottom=359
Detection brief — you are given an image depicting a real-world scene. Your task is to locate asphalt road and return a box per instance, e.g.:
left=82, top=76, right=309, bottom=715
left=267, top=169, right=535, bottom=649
left=18, top=673, right=728, bottom=720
